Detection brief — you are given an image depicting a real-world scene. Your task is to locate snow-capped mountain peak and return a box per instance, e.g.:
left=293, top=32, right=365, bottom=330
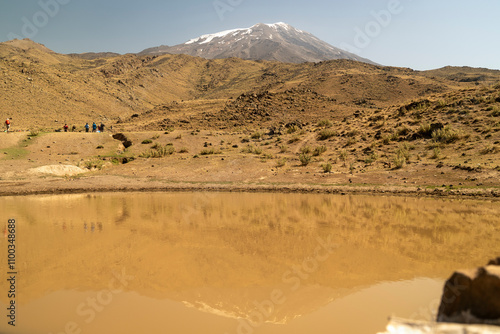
left=185, top=23, right=300, bottom=46
left=139, top=22, right=375, bottom=64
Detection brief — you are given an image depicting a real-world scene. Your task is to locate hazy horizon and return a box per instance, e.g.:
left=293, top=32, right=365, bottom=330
left=1, top=0, right=499, bottom=71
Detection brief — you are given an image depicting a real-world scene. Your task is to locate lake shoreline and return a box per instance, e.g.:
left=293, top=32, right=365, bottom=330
left=1, top=176, right=499, bottom=199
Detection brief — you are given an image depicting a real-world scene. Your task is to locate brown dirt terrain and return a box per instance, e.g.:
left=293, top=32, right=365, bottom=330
left=0, top=39, right=499, bottom=196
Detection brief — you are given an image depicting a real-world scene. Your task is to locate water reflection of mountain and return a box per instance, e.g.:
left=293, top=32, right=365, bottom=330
left=0, top=193, right=499, bottom=323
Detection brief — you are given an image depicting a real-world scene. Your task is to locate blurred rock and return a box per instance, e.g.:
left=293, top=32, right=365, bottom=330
left=437, top=259, right=500, bottom=325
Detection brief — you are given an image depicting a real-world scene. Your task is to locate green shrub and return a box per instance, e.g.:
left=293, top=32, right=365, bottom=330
left=436, top=99, right=447, bottom=108
left=313, top=145, right=327, bottom=156
left=418, top=123, right=433, bottom=137
left=397, top=126, right=411, bottom=137
left=200, top=148, right=221, bottom=155
left=287, top=125, right=299, bottom=134
left=339, top=149, right=348, bottom=163
left=156, top=146, right=175, bottom=157
left=346, top=130, right=359, bottom=137
left=318, top=129, right=337, bottom=141
left=317, top=120, right=333, bottom=128
left=261, top=152, right=274, bottom=160
left=396, top=144, right=410, bottom=162
left=28, top=129, right=40, bottom=137
left=432, top=126, right=460, bottom=143
left=141, top=144, right=175, bottom=158
left=300, top=146, right=312, bottom=155
left=279, top=145, right=288, bottom=153
left=349, top=162, right=356, bottom=174
left=178, top=147, right=189, bottom=153
left=142, top=139, right=153, bottom=144
left=393, top=153, right=406, bottom=169
left=346, top=137, right=356, bottom=146
left=322, top=163, right=333, bottom=173
left=242, top=145, right=254, bottom=154
left=84, top=159, right=104, bottom=170
left=242, top=145, right=262, bottom=155
left=299, top=154, right=312, bottom=166
left=431, top=147, right=441, bottom=159
left=471, top=96, right=486, bottom=105
left=276, top=158, right=287, bottom=168
left=364, top=152, right=378, bottom=165
left=251, top=131, right=263, bottom=140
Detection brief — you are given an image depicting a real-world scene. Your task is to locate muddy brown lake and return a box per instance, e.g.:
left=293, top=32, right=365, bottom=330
left=1, top=192, right=499, bottom=334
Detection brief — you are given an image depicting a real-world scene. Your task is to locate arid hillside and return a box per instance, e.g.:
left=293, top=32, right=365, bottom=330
left=2, top=38, right=499, bottom=132
left=0, top=39, right=499, bottom=196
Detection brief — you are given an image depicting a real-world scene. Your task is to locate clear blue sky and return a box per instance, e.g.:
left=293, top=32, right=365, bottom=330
left=0, top=0, right=498, bottom=70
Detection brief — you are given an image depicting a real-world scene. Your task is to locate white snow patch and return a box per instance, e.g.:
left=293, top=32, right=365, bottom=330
left=186, top=28, right=246, bottom=45
left=183, top=22, right=301, bottom=45
left=267, top=22, right=290, bottom=30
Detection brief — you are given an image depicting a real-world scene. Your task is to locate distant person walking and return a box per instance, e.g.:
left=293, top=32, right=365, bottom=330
left=72, top=125, right=76, bottom=132
left=92, top=122, right=97, bottom=133
left=100, top=123, right=105, bottom=133
left=85, top=123, right=90, bottom=133
left=5, top=119, right=10, bottom=132
left=64, top=124, right=69, bottom=132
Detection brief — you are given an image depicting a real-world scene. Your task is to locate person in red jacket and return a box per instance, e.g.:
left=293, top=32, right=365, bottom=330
left=5, top=119, right=10, bottom=132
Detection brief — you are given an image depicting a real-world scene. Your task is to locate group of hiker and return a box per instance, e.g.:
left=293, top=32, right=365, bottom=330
left=63, top=122, right=107, bottom=133
left=5, top=119, right=109, bottom=133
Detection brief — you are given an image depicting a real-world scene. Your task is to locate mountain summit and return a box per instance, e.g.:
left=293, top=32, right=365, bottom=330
left=139, top=22, right=375, bottom=64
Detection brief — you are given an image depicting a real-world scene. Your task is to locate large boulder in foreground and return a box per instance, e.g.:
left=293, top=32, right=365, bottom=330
left=437, top=258, right=500, bottom=325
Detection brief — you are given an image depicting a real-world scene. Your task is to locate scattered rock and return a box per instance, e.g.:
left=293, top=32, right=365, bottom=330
left=437, top=258, right=500, bottom=325
left=28, top=165, right=87, bottom=176
left=489, top=258, right=500, bottom=266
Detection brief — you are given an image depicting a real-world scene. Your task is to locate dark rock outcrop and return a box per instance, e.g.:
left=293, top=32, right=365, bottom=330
left=438, top=259, right=500, bottom=325
left=112, top=133, right=133, bottom=148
